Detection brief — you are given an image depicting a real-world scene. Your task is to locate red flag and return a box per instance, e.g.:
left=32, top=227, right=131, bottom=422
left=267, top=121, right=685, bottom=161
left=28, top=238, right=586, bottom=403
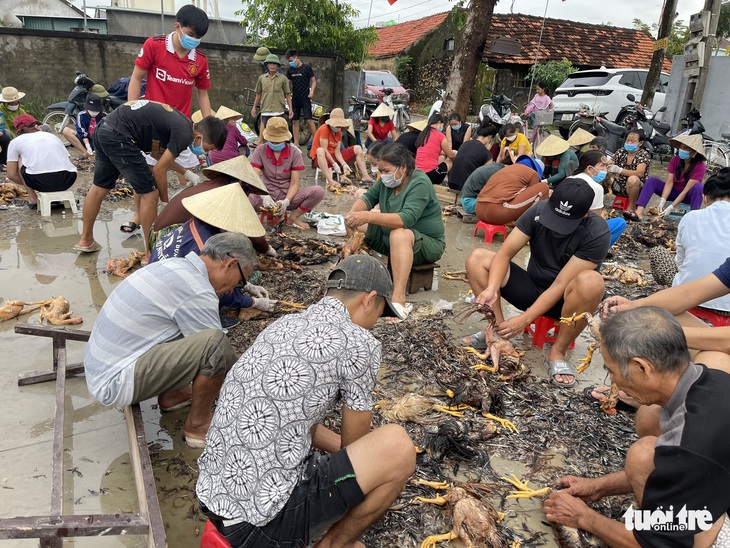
left=388, top=0, right=397, bottom=4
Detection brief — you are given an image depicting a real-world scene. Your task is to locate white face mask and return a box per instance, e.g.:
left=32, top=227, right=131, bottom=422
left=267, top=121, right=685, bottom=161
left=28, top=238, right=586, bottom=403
left=380, top=167, right=404, bottom=188
left=88, top=110, right=100, bottom=118
left=7, top=104, right=19, bottom=111
left=506, top=134, right=517, bottom=142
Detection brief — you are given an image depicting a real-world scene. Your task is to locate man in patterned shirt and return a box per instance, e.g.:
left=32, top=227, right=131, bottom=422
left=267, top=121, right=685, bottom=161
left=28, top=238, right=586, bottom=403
left=197, top=255, right=415, bottom=548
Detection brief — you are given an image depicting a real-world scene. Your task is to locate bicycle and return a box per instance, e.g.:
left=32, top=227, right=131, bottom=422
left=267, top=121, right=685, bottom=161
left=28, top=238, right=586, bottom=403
left=702, top=131, right=730, bottom=175
left=524, top=107, right=553, bottom=149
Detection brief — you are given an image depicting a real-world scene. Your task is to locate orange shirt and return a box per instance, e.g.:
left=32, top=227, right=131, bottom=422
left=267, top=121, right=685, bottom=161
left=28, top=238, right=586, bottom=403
left=309, top=125, right=342, bottom=161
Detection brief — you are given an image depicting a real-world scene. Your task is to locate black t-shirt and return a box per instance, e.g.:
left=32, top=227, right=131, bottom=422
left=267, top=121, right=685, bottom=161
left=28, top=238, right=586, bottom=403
left=636, top=362, right=730, bottom=547
left=287, top=63, right=315, bottom=100
left=396, top=131, right=420, bottom=156
left=107, top=100, right=193, bottom=157
left=450, top=124, right=468, bottom=151
left=448, top=140, right=491, bottom=191
left=516, top=201, right=610, bottom=289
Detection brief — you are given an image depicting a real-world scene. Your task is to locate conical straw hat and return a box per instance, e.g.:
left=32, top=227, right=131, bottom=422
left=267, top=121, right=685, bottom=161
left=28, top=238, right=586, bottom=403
left=371, top=103, right=395, bottom=117
left=192, top=109, right=217, bottom=124
left=407, top=119, right=427, bottom=132
left=215, top=105, right=242, bottom=121
left=567, top=128, right=595, bottom=147
left=669, top=133, right=706, bottom=160
left=182, top=184, right=265, bottom=237
left=202, top=156, right=269, bottom=195
left=536, top=134, right=570, bottom=157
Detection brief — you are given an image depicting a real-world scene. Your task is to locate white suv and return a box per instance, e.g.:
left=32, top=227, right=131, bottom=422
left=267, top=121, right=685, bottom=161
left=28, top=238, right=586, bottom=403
left=552, top=68, right=670, bottom=137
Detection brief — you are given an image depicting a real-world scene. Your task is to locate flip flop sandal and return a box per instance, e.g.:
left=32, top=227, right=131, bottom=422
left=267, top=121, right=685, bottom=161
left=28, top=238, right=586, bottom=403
left=460, top=331, right=487, bottom=351
left=622, top=211, right=641, bottom=222
left=582, top=385, right=636, bottom=413
left=120, top=221, right=140, bottom=233
left=544, top=357, right=577, bottom=388
left=73, top=241, right=102, bottom=253
left=182, top=433, right=206, bottom=449
left=388, top=302, right=413, bottom=322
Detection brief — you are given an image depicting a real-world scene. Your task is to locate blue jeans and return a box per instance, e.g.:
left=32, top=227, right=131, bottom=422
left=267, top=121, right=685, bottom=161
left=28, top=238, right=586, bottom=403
left=461, top=196, right=477, bottom=214
left=607, top=217, right=626, bottom=247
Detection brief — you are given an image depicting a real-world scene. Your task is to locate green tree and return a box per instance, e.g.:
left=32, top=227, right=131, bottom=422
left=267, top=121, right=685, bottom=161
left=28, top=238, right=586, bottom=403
left=239, top=0, right=377, bottom=66
left=717, top=1, right=730, bottom=53
left=527, top=60, right=575, bottom=94
left=632, top=17, right=689, bottom=58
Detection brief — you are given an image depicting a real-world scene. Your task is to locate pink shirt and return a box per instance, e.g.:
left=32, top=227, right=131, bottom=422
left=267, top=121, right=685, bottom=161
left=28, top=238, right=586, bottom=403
left=524, top=93, right=553, bottom=115
left=415, top=128, right=445, bottom=172
left=668, top=155, right=706, bottom=191
left=209, top=125, right=248, bottom=164
left=249, top=143, right=305, bottom=200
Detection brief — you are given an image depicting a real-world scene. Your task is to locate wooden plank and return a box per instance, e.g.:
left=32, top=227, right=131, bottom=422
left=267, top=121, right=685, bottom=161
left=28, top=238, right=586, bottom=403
left=18, top=363, right=85, bottom=386
left=0, top=514, right=149, bottom=538
left=14, top=324, right=91, bottom=342
left=125, top=405, right=166, bottom=548
left=432, top=185, right=455, bottom=206
left=50, top=346, right=67, bottom=518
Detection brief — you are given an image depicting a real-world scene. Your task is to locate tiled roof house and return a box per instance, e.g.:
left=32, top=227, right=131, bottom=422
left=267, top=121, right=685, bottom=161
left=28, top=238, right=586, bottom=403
left=369, top=12, right=449, bottom=59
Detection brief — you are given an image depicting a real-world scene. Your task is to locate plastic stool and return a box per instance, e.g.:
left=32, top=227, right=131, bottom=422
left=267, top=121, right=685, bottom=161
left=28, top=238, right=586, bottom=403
left=473, top=221, right=507, bottom=244
left=201, top=520, right=231, bottom=548
left=523, top=316, right=576, bottom=349
left=689, top=307, right=730, bottom=327
left=259, top=211, right=288, bottom=224
left=314, top=166, right=335, bottom=185
left=37, top=190, right=78, bottom=217
left=611, top=196, right=630, bottom=211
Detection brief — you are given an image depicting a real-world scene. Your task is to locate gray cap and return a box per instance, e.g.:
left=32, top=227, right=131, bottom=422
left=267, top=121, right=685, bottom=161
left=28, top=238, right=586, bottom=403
left=325, top=255, right=402, bottom=319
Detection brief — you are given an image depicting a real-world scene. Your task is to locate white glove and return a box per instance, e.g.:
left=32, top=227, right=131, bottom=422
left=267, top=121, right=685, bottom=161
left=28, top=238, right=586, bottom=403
left=85, top=143, right=94, bottom=156
left=658, top=198, right=666, bottom=211
left=262, top=195, right=276, bottom=209
left=275, top=198, right=290, bottom=214
left=658, top=204, right=674, bottom=218
left=607, top=164, right=622, bottom=174
left=251, top=297, right=278, bottom=312
left=265, top=246, right=278, bottom=257
left=332, top=163, right=342, bottom=175
left=341, top=163, right=352, bottom=175
left=244, top=282, right=269, bottom=299
left=184, top=170, right=201, bottom=185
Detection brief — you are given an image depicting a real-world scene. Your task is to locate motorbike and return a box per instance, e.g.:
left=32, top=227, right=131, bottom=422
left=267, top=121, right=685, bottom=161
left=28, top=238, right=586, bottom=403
left=347, top=95, right=380, bottom=138
left=616, top=94, right=671, bottom=157
left=568, top=103, right=627, bottom=154
left=478, top=85, right=523, bottom=129
left=252, top=100, right=326, bottom=146
left=427, top=88, right=445, bottom=120
left=381, top=87, right=410, bottom=134
left=680, top=107, right=707, bottom=137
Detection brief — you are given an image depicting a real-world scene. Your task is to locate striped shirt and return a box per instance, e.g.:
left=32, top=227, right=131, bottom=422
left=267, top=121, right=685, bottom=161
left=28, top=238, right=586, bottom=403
left=84, top=253, right=221, bottom=407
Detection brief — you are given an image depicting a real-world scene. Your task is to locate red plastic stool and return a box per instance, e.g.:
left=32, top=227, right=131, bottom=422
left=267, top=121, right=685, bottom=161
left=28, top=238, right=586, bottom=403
left=523, top=316, right=576, bottom=349
left=689, top=307, right=730, bottom=327
left=473, top=221, right=507, bottom=244
left=201, top=520, right=231, bottom=548
left=612, top=196, right=630, bottom=211
left=259, top=211, right=288, bottom=224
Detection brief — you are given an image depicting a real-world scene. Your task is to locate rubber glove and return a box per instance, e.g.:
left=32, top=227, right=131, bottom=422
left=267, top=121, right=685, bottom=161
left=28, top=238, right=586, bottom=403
left=244, top=282, right=269, bottom=299
left=265, top=246, right=278, bottom=257
left=262, top=195, right=276, bottom=209
left=251, top=297, right=278, bottom=312
left=274, top=198, right=290, bottom=215
left=607, top=164, right=622, bottom=174
left=658, top=204, right=675, bottom=217
left=184, top=170, right=201, bottom=185
left=658, top=198, right=666, bottom=211
left=332, top=163, right=342, bottom=175
left=341, top=163, right=352, bottom=174
left=85, top=143, right=94, bottom=156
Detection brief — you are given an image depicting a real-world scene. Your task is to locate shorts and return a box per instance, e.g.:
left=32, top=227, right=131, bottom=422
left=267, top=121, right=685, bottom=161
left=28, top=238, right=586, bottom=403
left=93, top=122, right=156, bottom=194
left=131, top=329, right=236, bottom=404
left=291, top=97, right=312, bottom=121
left=20, top=166, right=76, bottom=193
left=365, top=225, right=445, bottom=266
left=320, top=146, right=357, bottom=168
left=425, top=163, right=448, bottom=185
left=500, top=261, right=565, bottom=320
left=261, top=114, right=284, bottom=130
left=203, top=449, right=365, bottom=547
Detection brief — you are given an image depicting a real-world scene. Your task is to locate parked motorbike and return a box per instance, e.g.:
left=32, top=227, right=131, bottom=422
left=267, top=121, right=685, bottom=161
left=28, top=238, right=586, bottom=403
left=381, top=87, right=411, bottom=134
left=253, top=100, right=326, bottom=146
left=427, top=88, right=445, bottom=120
left=568, top=104, right=626, bottom=153
left=478, top=85, right=523, bottom=129
left=616, top=94, right=671, bottom=156
left=347, top=94, right=380, bottom=137
left=681, top=107, right=707, bottom=137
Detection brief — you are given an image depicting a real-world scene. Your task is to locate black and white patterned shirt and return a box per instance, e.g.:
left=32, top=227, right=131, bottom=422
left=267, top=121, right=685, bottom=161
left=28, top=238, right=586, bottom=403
left=196, top=297, right=381, bottom=525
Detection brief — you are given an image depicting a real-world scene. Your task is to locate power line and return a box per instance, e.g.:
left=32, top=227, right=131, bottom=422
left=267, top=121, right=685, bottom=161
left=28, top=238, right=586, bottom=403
left=351, top=0, right=444, bottom=23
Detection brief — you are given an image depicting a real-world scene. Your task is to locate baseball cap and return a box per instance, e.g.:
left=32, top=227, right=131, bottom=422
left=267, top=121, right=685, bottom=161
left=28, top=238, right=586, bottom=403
left=325, top=255, right=402, bottom=319
left=515, top=154, right=543, bottom=179
left=85, top=94, right=102, bottom=111
left=13, top=114, right=40, bottom=132
left=539, top=177, right=595, bottom=234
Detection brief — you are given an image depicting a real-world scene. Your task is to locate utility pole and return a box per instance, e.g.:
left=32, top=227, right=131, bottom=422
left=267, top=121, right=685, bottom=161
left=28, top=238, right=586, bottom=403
left=641, top=0, right=678, bottom=108
left=693, top=0, right=722, bottom=109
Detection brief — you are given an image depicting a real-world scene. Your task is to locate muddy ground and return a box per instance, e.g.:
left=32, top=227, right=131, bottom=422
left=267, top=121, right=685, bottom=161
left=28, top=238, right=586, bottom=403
left=0, top=152, right=678, bottom=547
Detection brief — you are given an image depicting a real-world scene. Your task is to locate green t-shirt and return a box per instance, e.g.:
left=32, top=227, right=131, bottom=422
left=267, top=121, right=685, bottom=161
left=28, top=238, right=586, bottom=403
left=255, top=73, right=291, bottom=115
left=0, top=104, right=28, bottom=137
left=545, top=149, right=579, bottom=184
left=360, top=168, right=445, bottom=243
left=462, top=163, right=505, bottom=199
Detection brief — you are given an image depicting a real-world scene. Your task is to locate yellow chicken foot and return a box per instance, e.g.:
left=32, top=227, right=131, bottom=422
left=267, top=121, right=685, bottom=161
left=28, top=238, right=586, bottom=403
left=502, top=474, right=550, bottom=499
left=463, top=346, right=488, bottom=360
left=433, top=405, right=464, bottom=418
left=277, top=300, right=306, bottom=309
left=511, top=541, right=522, bottom=548
left=559, top=312, right=589, bottom=326
left=445, top=389, right=455, bottom=399
left=420, top=532, right=457, bottom=548
left=576, top=342, right=598, bottom=374
left=482, top=413, right=519, bottom=433
left=471, top=363, right=498, bottom=373
left=416, top=495, right=447, bottom=505
left=412, top=479, right=448, bottom=490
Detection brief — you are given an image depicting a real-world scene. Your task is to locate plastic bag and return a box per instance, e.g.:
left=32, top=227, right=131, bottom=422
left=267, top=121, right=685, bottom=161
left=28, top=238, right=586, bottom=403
left=316, top=215, right=347, bottom=236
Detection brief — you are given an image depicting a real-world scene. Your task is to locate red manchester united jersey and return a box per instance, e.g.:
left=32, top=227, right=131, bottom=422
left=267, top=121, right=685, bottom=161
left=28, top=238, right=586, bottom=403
left=135, top=33, right=211, bottom=118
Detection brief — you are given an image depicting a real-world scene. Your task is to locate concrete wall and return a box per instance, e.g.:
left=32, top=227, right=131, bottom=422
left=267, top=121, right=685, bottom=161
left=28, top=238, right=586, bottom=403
left=0, top=28, right=343, bottom=115
left=0, top=0, right=81, bottom=27
left=665, top=55, right=730, bottom=139
left=105, top=8, right=246, bottom=45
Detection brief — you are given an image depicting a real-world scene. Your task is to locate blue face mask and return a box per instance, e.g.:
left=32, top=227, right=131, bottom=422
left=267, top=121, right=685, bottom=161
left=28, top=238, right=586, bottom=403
left=267, top=142, right=286, bottom=152
left=678, top=149, right=691, bottom=160
left=452, top=124, right=462, bottom=131
left=591, top=168, right=607, bottom=183
left=178, top=29, right=201, bottom=50
left=289, top=61, right=297, bottom=68
left=624, top=143, right=639, bottom=152
left=189, top=142, right=204, bottom=156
